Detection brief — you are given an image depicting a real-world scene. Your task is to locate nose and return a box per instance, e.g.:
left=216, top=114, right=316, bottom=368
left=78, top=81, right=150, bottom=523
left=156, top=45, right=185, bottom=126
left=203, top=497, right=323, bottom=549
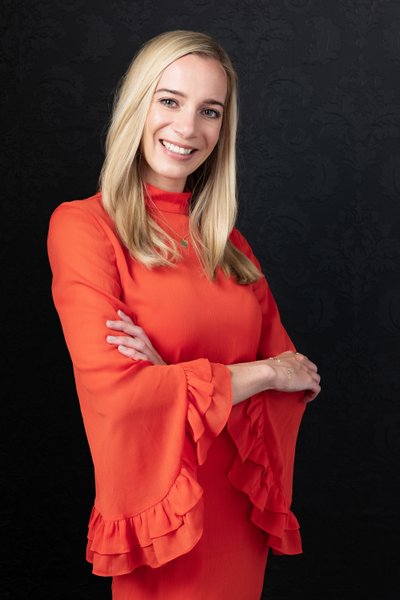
left=172, top=108, right=197, bottom=139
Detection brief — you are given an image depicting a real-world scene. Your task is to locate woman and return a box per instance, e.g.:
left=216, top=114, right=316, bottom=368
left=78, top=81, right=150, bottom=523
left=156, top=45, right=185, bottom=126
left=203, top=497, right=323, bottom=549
left=48, top=30, right=320, bottom=600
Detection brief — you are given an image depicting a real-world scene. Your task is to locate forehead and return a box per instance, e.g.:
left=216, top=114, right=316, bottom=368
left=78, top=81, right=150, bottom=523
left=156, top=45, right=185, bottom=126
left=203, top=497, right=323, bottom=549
left=156, top=54, right=228, bottom=102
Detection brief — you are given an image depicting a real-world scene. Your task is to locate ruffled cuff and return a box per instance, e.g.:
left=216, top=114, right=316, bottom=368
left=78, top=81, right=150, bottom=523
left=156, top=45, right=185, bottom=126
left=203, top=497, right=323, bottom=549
left=227, top=393, right=303, bottom=555
left=86, top=463, right=204, bottom=576
left=182, top=359, right=232, bottom=465
left=86, top=359, right=231, bottom=576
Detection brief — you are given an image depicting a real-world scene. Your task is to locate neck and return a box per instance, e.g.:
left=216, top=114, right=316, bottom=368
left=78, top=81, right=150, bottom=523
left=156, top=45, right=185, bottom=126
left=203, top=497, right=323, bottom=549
left=141, top=170, right=186, bottom=193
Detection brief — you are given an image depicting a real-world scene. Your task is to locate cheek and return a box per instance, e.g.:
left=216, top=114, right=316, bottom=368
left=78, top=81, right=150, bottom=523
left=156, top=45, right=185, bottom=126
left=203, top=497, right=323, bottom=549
left=146, top=108, right=167, bottom=134
left=206, top=123, right=223, bottom=151
left=140, top=128, right=151, bottom=163
left=141, top=115, right=163, bottom=158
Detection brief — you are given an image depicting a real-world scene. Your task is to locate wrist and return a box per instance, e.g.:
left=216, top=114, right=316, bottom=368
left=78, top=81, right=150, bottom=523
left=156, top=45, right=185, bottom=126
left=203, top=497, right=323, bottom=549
left=261, top=359, right=275, bottom=391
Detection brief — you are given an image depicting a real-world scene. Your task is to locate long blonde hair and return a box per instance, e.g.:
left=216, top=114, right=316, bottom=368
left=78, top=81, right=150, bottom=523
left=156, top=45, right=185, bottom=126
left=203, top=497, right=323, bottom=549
left=100, top=30, right=261, bottom=283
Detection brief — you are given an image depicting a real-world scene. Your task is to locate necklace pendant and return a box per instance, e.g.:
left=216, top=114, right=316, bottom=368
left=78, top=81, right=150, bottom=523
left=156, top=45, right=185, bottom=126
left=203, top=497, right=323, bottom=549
left=180, top=239, right=189, bottom=248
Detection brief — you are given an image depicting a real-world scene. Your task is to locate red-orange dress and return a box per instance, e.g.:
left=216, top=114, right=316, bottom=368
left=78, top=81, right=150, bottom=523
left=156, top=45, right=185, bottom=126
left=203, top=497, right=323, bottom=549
left=47, top=185, right=306, bottom=600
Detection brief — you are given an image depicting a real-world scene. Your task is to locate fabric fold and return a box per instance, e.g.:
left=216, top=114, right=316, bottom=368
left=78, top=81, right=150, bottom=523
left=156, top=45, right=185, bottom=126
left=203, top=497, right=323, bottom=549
left=227, top=391, right=305, bottom=555
left=86, top=463, right=204, bottom=576
left=48, top=193, right=308, bottom=586
left=85, top=359, right=232, bottom=577
left=183, top=359, right=232, bottom=465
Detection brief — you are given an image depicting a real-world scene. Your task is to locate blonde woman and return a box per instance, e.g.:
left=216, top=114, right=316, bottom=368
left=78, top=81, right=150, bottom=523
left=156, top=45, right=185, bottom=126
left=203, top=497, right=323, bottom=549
left=48, top=30, right=320, bottom=600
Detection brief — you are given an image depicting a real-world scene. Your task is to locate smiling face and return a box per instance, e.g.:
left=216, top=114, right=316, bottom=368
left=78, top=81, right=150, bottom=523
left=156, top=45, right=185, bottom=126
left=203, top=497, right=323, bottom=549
left=140, top=53, right=228, bottom=192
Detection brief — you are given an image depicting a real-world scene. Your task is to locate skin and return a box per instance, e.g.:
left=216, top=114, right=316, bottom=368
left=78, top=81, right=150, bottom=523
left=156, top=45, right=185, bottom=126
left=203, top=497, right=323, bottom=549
left=141, top=53, right=228, bottom=193
left=106, top=54, right=321, bottom=406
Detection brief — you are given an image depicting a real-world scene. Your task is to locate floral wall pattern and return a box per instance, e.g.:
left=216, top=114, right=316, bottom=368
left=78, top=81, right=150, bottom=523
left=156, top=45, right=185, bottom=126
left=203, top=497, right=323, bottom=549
left=2, top=1, right=400, bottom=598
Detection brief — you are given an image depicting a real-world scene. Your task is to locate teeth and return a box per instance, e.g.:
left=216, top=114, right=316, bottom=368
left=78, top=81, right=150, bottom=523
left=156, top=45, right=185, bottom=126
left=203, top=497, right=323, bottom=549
left=162, top=141, right=193, bottom=155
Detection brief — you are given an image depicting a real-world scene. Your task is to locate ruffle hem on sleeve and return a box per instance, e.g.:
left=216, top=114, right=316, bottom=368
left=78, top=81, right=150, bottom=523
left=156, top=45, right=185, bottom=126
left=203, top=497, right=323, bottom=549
left=86, top=463, right=203, bottom=576
left=183, top=359, right=232, bottom=465
left=86, top=359, right=232, bottom=576
left=227, top=392, right=304, bottom=556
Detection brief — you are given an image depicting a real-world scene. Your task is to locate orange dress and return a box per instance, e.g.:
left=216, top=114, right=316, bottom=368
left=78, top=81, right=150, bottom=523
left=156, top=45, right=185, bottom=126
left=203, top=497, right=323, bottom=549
left=47, top=185, right=306, bottom=599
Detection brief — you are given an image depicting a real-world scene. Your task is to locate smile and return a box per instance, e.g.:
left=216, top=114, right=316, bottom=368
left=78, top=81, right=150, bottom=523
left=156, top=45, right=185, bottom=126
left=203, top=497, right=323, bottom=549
left=161, top=140, right=196, bottom=155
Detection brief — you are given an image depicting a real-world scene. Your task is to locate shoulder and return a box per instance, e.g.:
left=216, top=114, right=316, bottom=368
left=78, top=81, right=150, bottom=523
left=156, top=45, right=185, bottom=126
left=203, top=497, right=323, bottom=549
left=48, top=192, right=118, bottom=266
left=47, top=193, right=120, bottom=295
left=50, top=192, right=112, bottom=229
left=229, top=227, right=262, bottom=268
left=229, top=227, right=264, bottom=282
left=229, top=227, right=251, bottom=253
left=48, top=192, right=117, bottom=245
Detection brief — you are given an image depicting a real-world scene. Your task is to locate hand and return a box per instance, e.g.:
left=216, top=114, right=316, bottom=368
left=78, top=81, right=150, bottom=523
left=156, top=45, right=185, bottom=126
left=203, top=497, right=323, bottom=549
left=106, top=310, right=166, bottom=365
left=266, top=351, right=321, bottom=403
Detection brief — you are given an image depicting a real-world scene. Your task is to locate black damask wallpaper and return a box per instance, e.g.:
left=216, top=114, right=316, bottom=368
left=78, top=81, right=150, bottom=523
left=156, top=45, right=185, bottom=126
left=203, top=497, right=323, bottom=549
left=2, top=1, right=400, bottom=599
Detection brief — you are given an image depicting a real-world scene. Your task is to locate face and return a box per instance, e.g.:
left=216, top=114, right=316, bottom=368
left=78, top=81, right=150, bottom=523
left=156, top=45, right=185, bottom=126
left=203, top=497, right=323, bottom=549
left=141, top=53, right=228, bottom=192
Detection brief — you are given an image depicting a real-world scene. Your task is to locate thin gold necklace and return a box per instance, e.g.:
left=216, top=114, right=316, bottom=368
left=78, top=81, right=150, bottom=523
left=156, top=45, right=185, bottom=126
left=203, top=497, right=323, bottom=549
left=146, top=196, right=190, bottom=248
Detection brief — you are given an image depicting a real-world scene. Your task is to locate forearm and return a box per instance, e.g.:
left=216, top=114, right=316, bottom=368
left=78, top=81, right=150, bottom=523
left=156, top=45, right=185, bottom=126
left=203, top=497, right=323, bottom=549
left=227, top=351, right=321, bottom=406
left=227, top=361, right=271, bottom=405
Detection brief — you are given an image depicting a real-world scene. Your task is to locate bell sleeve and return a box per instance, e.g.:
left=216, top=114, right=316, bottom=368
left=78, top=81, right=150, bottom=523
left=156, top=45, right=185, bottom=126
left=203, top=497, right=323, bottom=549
left=47, top=201, right=232, bottom=576
left=227, top=228, right=307, bottom=555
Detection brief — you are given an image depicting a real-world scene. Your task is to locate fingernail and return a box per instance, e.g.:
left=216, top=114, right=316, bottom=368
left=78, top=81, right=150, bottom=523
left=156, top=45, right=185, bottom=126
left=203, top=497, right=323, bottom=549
left=117, top=310, right=125, bottom=316
left=107, top=336, right=115, bottom=341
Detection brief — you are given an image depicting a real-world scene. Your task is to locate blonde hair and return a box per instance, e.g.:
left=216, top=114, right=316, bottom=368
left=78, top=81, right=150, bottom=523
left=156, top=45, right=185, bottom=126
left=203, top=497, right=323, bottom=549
left=100, top=30, right=261, bottom=283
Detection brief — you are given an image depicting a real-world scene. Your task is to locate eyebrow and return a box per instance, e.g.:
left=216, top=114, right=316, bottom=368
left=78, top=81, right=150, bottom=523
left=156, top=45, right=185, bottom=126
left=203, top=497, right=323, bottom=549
left=155, top=88, right=225, bottom=108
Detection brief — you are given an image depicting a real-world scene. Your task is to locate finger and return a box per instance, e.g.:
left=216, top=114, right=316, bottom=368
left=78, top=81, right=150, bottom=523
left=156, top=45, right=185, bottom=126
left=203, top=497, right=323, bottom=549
left=117, top=309, right=134, bottom=324
left=306, top=369, right=320, bottom=383
left=307, top=372, right=321, bottom=387
left=303, top=383, right=321, bottom=403
left=107, top=335, right=148, bottom=353
left=117, top=345, right=152, bottom=362
left=106, top=320, right=148, bottom=340
left=298, top=358, right=318, bottom=374
left=303, top=391, right=317, bottom=403
left=295, top=352, right=318, bottom=372
left=296, top=354, right=315, bottom=371
left=106, top=319, right=136, bottom=332
left=306, top=361, right=318, bottom=373
left=302, top=366, right=319, bottom=381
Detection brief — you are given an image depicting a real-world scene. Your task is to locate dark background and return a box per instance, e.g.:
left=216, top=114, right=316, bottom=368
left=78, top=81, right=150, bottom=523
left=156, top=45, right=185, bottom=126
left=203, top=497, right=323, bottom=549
left=3, top=1, right=400, bottom=599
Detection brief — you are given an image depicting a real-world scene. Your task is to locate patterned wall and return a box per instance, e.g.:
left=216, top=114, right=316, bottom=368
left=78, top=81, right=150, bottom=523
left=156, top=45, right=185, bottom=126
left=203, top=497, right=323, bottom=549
left=3, top=1, right=400, bottom=598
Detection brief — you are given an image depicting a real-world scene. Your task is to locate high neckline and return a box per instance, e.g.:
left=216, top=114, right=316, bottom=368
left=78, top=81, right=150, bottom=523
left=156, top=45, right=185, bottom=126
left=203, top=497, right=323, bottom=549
left=144, top=183, right=192, bottom=214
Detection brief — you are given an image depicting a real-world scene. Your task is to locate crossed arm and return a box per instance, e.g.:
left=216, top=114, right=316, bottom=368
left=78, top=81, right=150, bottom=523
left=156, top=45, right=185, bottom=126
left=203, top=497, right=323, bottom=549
left=106, top=310, right=321, bottom=406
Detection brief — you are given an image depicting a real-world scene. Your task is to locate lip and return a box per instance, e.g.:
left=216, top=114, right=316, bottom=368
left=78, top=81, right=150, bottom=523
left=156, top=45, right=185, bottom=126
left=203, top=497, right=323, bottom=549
left=159, top=139, right=198, bottom=160
left=161, top=139, right=197, bottom=151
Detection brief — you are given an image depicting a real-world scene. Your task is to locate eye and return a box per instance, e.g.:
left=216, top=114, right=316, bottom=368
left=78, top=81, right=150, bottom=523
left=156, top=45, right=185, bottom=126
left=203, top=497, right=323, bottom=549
left=160, top=98, right=178, bottom=108
left=202, top=108, right=221, bottom=119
